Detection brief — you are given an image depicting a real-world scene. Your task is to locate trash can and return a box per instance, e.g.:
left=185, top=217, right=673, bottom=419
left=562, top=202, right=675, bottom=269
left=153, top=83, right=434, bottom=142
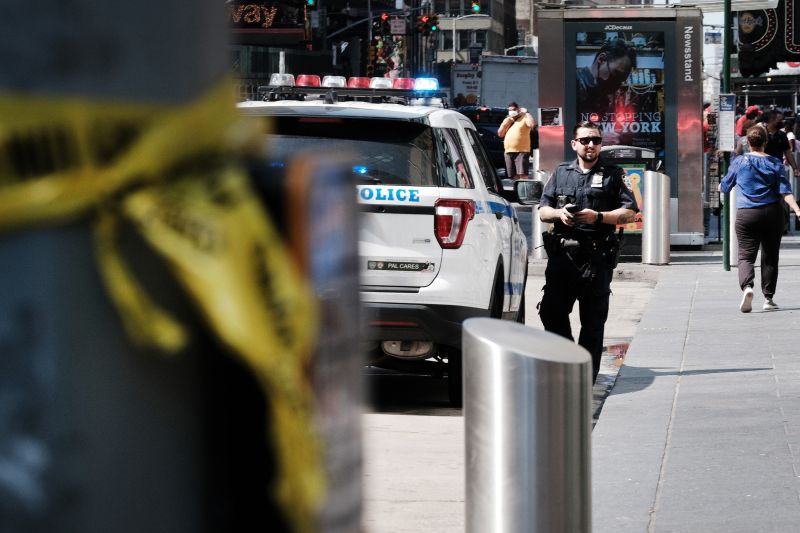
left=641, top=171, right=670, bottom=265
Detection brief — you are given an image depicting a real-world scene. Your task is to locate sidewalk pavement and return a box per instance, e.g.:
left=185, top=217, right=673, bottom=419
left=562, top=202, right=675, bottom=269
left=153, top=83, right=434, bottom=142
left=594, top=237, right=800, bottom=532
left=363, top=237, right=800, bottom=532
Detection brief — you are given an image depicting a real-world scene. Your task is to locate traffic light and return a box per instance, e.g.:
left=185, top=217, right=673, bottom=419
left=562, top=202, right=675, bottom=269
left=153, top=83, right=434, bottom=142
left=379, top=12, right=390, bottom=34
left=306, top=0, right=317, bottom=9
left=429, top=14, right=439, bottom=32
left=418, top=14, right=431, bottom=36
left=470, top=0, right=480, bottom=13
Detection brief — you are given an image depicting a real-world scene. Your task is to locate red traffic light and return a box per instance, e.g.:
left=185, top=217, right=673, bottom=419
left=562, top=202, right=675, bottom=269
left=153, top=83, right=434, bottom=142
left=420, top=15, right=430, bottom=23
left=380, top=12, right=390, bottom=22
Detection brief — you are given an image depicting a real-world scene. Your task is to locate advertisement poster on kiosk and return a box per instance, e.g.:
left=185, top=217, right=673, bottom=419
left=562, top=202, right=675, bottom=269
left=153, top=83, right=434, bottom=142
left=574, top=30, right=666, bottom=231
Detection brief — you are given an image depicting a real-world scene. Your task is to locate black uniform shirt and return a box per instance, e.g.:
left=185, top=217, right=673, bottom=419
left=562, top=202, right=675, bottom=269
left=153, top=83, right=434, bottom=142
left=539, top=159, right=639, bottom=238
left=765, top=129, right=790, bottom=159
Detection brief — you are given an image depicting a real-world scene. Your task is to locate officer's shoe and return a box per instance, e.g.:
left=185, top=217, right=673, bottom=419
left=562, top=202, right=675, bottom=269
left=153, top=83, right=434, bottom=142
left=739, top=286, right=754, bottom=313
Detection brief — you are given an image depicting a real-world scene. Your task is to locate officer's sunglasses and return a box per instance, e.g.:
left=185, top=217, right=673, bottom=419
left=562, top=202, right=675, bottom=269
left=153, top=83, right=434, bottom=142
left=575, top=136, right=603, bottom=146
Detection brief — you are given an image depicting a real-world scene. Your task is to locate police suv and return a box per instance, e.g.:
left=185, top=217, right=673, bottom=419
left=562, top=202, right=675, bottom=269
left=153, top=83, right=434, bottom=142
left=240, top=83, right=533, bottom=406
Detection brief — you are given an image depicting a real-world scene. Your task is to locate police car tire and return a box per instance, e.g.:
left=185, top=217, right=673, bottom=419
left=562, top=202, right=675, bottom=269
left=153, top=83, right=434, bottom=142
left=488, top=264, right=504, bottom=319
left=446, top=348, right=463, bottom=408
left=516, top=267, right=528, bottom=324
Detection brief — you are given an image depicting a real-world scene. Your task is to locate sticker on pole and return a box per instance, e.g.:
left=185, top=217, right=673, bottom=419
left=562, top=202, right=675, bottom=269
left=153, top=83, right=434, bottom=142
left=718, top=93, right=736, bottom=152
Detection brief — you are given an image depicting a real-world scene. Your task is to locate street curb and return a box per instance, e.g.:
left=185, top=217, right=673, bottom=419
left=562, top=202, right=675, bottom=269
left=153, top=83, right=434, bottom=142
left=527, top=258, right=661, bottom=284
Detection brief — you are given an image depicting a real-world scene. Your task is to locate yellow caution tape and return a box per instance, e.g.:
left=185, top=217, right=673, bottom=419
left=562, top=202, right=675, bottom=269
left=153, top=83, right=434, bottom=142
left=0, top=82, right=322, bottom=532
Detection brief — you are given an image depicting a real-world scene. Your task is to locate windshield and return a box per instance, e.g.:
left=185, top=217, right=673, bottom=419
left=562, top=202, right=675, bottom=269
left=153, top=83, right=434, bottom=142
left=264, top=116, right=437, bottom=186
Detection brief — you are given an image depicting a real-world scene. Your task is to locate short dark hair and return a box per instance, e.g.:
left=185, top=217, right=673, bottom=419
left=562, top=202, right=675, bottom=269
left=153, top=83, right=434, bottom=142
left=572, top=120, right=602, bottom=138
left=507, top=102, right=519, bottom=108
left=762, top=109, right=782, bottom=123
left=594, top=39, right=637, bottom=68
left=746, top=124, right=766, bottom=149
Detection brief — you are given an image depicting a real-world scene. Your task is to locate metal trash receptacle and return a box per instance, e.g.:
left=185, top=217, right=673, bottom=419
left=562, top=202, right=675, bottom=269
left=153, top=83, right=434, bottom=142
left=642, top=171, right=670, bottom=265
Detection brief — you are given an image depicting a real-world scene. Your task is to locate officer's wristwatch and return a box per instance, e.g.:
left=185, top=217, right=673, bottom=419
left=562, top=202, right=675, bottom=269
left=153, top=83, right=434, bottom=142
left=595, top=211, right=604, bottom=224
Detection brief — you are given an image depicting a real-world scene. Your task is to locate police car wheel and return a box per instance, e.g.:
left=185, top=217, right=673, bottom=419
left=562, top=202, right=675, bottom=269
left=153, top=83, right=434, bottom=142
left=516, top=269, right=527, bottom=323
left=488, top=267, right=504, bottom=319
left=446, top=348, right=463, bottom=408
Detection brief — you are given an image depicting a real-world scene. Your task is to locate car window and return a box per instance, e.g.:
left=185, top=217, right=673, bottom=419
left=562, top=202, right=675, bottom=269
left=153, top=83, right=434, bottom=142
left=466, top=129, right=502, bottom=193
left=264, top=116, right=437, bottom=186
left=459, top=108, right=506, bottom=125
left=434, top=127, right=474, bottom=189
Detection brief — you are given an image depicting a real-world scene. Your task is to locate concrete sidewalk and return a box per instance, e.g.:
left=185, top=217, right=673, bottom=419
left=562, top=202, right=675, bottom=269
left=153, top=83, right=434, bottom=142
left=594, top=238, right=800, bottom=532
left=364, top=238, right=800, bottom=532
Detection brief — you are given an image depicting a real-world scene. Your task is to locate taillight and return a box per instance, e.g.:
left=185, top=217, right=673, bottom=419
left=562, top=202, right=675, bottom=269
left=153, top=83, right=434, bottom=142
left=434, top=199, right=475, bottom=249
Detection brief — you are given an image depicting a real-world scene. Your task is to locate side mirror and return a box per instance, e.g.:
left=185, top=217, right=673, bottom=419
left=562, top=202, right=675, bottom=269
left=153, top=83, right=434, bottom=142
left=514, top=179, right=543, bottom=205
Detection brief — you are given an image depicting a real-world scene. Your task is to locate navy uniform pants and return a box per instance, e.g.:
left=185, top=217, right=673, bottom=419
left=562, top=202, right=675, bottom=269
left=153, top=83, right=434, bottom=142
left=539, top=250, right=612, bottom=383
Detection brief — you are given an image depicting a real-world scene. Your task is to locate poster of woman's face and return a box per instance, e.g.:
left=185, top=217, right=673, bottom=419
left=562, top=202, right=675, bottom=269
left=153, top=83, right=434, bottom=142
left=575, top=31, right=665, bottom=157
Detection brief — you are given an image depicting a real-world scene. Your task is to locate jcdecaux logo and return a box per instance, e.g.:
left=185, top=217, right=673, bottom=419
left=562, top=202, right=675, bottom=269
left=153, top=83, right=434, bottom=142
left=359, top=187, right=421, bottom=202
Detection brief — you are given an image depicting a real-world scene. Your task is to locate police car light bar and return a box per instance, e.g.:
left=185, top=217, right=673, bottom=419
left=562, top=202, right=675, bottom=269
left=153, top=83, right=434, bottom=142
left=369, top=77, right=394, bottom=89
left=257, top=73, right=449, bottom=106
left=413, top=78, right=439, bottom=91
left=322, top=75, right=347, bottom=88
left=268, top=73, right=295, bottom=87
left=296, top=74, right=321, bottom=87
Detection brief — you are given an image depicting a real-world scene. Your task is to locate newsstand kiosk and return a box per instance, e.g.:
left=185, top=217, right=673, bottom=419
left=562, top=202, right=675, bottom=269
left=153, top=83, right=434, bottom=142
left=536, top=4, right=705, bottom=248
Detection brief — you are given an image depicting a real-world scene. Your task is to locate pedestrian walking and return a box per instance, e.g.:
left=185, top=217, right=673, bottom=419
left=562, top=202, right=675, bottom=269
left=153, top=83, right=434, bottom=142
left=720, top=125, right=800, bottom=313
left=537, top=120, right=639, bottom=382
left=498, top=102, right=535, bottom=180
left=735, top=105, right=761, bottom=139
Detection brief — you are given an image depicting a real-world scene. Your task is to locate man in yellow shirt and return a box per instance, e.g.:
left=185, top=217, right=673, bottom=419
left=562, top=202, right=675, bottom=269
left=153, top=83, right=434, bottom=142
left=498, top=102, right=536, bottom=180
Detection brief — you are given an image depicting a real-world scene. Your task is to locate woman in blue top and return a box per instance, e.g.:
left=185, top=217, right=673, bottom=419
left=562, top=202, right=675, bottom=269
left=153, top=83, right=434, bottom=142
left=721, top=125, right=800, bottom=312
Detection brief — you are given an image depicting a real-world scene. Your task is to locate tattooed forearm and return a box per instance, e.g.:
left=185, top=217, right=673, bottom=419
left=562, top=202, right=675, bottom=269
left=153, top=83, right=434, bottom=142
left=616, top=212, right=634, bottom=224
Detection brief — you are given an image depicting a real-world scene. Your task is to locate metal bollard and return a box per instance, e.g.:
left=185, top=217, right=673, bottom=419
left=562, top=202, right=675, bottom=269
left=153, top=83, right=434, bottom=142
left=641, top=171, right=671, bottom=265
left=463, top=318, right=592, bottom=533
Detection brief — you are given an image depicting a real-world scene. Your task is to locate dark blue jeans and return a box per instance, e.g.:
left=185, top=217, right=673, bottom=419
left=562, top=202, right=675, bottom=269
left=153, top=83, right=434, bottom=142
left=539, top=251, right=612, bottom=383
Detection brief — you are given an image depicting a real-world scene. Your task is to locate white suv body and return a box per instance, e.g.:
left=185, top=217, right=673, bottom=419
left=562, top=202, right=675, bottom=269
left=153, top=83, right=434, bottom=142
left=240, top=100, right=529, bottom=404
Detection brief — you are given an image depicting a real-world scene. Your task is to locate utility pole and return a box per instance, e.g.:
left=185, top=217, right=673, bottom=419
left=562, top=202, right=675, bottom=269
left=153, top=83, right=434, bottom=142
left=722, top=0, right=732, bottom=270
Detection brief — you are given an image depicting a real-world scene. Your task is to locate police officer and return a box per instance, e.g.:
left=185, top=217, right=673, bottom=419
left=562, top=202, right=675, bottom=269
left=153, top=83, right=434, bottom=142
left=538, top=120, right=638, bottom=383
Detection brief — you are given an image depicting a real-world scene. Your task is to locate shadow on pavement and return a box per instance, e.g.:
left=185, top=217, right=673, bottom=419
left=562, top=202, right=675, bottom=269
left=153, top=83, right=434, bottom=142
left=611, top=366, right=773, bottom=395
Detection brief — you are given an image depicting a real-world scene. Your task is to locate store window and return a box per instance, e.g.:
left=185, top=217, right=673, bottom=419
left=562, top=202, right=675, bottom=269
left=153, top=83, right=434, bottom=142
left=441, top=31, right=454, bottom=51
left=458, top=30, right=470, bottom=50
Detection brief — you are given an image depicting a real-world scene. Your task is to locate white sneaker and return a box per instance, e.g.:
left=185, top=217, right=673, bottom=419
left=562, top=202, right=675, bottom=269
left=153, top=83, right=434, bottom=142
left=763, top=298, right=779, bottom=311
left=740, top=287, right=754, bottom=313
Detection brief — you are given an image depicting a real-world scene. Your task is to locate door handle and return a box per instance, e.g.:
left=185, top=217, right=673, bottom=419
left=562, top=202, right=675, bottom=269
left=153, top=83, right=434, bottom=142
left=494, top=211, right=503, bottom=220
